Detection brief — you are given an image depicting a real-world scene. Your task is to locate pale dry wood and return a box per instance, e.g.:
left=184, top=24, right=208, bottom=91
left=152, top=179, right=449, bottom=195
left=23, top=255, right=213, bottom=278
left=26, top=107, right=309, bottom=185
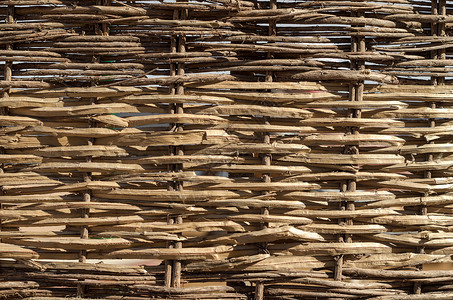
left=278, top=153, right=405, bottom=165
left=365, top=92, right=453, bottom=102
left=344, top=253, right=453, bottom=269
left=307, top=100, right=408, bottom=109
left=0, top=193, right=78, bottom=204
left=25, top=126, right=121, bottom=138
left=372, top=84, right=453, bottom=93
left=17, top=69, right=144, bottom=77
left=202, top=199, right=306, bottom=209
left=11, top=237, right=133, bottom=250
left=301, top=224, right=388, bottom=234
left=0, top=97, right=61, bottom=108
left=0, top=260, right=147, bottom=274
left=37, top=145, right=127, bottom=157
left=280, top=190, right=395, bottom=201
left=291, top=277, right=393, bottom=290
left=193, top=143, right=310, bottom=155
left=0, top=115, right=42, bottom=126
left=371, top=233, right=453, bottom=248
left=93, top=114, right=129, bottom=127
left=224, top=214, right=313, bottom=225
left=18, top=5, right=147, bottom=16
left=0, top=209, right=53, bottom=218
left=385, top=160, right=453, bottom=172
left=282, top=171, right=406, bottom=182
left=0, top=33, right=74, bottom=46
left=285, top=208, right=399, bottom=219
left=126, top=114, right=228, bottom=127
left=115, top=94, right=235, bottom=105
left=205, top=226, right=324, bottom=245
left=0, top=243, right=39, bottom=259
left=185, top=80, right=329, bottom=91
left=371, top=108, right=453, bottom=119
left=299, top=117, right=404, bottom=128
left=285, top=242, right=391, bottom=256
left=97, top=231, right=185, bottom=242
left=0, top=154, right=42, bottom=164
left=30, top=162, right=146, bottom=173
left=302, top=133, right=405, bottom=146
left=91, top=221, right=246, bottom=234
left=379, top=126, right=453, bottom=138
left=30, top=202, right=141, bottom=211
left=229, top=255, right=330, bottom=271
left=96, top=130, right=208, bottom=146
left=365, top=194, right=453, bottom=208
left=19, top=216, right=145, bottom=227
left=370, top=144, right=453, bottom=155
left=0, top=281, right=39, bottom=289
left=368, top=233, right=427, bottom=247
left=200, top=164, right=311, bottom=174
left=189, top=89, right=344, bottom=103
left=184, top=254, right=269, bottom=272
left=0, top=135, right=87, bottom=149
left=2, top=181, right=119, bottom=195
left=103, top=245, right=234, bottom=260
left=115, top=74, right=236, bottom=86
left=11, top=103, right=139, bottom=117
left=431, top=246, right=453, bottom=255
left=110, top=172, right=232, bottom=184
left=265, top=288, right=358, bottom=299
left=131, top=284, right=241, bottom=294
left=137, top=19, right=234, bottom=28
left=189, top=104, right=313, bottom=119
left=344, top=268, right=453, bottom=279
left=206, top=123, right=317, bottom=133
left=13, top=86, right=147, bottom=98
left=384, top=13, right=453, bottom=22
left=289, top=69, right=398, bottom=83
left=0, top=56, right=68, bottom=62
left=366, top=215, right=453, bottom=226
left=15, top=62, right=144, bottom=70
left=133, top=155, right=245, bottom=165
left=190, top=41, right=341, bottom=52
left=212, top=182, right=320, bottom=191
left=375, top=180, right=431, bottom=192
left=0, top=20, right=65, bottom=29
left=92, top=189, right=244, bottom=201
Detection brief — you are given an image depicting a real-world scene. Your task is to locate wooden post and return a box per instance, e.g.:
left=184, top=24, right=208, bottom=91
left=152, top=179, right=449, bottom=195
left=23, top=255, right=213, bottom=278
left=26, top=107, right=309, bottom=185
left=0, top=3, right=14, bottom=243
left=165, top=3, right=187, bottom=290
left=413, top=0, right=446, bottom=294
left=77, top=1, right=111, bottom=297
left=254, top=1, right=276, bottom=298
left=164, top=7, right=179, bottom=288
left=335, top=9, right=365, bottom=282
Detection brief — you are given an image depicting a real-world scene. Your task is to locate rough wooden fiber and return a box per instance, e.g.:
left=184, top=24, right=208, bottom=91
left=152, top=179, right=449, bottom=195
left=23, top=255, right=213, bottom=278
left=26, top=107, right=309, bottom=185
left=1, top=0, right=453, bottom=299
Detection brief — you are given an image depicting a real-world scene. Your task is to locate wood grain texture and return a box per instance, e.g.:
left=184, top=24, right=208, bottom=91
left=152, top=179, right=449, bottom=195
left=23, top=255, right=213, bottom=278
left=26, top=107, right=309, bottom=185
left=0, top=0, right=452, bottom=298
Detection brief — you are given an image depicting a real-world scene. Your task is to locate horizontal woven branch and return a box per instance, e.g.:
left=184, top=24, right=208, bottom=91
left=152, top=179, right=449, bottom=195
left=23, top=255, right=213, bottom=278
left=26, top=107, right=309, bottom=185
left=1, top=0, right=453, bottom=299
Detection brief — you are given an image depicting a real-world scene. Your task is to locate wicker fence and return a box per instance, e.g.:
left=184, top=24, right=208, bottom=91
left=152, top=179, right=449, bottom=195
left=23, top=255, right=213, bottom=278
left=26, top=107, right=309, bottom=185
left=1, top=0, right=453, bottom=299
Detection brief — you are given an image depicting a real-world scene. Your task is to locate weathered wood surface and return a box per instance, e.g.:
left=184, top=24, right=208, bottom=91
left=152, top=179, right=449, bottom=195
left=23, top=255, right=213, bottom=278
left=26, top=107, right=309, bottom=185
left=1, top=0, right=453, bottom=299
